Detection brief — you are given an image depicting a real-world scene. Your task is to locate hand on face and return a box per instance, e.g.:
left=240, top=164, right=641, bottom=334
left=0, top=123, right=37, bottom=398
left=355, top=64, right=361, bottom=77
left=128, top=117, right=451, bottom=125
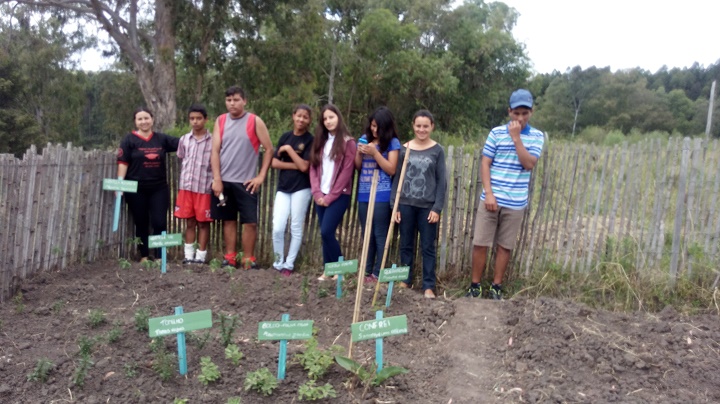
left=508, top=120, right=522, bottom=141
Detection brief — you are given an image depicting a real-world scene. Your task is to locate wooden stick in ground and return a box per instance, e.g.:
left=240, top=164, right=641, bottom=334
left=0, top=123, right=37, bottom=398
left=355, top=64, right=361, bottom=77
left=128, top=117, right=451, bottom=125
left=371, top=147, right=411, bottom=307
left=348, top=168, right=379, bottom=358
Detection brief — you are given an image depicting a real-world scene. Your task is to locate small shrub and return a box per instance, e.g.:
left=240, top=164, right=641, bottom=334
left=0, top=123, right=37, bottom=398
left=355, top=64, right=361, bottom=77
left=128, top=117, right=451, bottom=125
left=87, top=309, right=106, bottom=328
left=174, top=399, right=188, bottom=404
left=51, top=300, right=65, bottom=314
left=27, top=358, right=54, bottom=383
left=134, top=307, right=151, bottom=332
left=298, top=380, right=337, bottom=401
left=141, top=259, right=159, bottom=271
left=77, top=336, right=95, bottom=358
left=151, top=338, right=176, bottom=381
left=118, top=258, right=132, bottom=270
left=244, top=368, right=278, bottom=396
left=13, top=292, right=24, bottom=313
left=106, top=322, right=123, bottom=343
left=217, top=313, right=240, bottom=347
left=295, top=337, right=341, bottom=380
left=72, top=356, right=93, bottom=388
left=188, top=330, right=212, bottom=350
left=317, top=287, right=329, bottom=299
left=300, top=275, right=309, bottom=304
left=209, top=258, right=222, bottom=273
left=123, top=362, right=138, bottom=378
left=225, top=344, right=243, bottom=366
left=197, top=356, right=221, bottom=385
left=227, top=397, right=242, bottom=404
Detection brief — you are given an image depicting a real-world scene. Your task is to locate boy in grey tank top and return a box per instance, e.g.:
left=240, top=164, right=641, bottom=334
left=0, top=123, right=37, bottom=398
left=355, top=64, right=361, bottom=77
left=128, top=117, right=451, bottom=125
left=210, top=86, right=274, bottom=269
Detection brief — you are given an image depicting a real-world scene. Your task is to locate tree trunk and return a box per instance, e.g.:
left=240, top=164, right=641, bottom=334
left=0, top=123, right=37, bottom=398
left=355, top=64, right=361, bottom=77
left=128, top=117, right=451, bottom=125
left=149, top=0, right=176, bottom=130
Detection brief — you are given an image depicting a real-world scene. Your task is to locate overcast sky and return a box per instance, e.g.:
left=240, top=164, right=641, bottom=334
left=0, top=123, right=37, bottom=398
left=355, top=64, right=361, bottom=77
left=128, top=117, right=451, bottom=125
left=503, top=0, right=720, bottom=74
left=77, top=0, right=720, bottom=74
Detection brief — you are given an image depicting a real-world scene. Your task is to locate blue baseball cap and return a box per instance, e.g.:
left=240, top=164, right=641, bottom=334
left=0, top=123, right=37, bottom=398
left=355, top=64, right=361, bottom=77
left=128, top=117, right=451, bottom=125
left=509, top=89, right=533, bottom=109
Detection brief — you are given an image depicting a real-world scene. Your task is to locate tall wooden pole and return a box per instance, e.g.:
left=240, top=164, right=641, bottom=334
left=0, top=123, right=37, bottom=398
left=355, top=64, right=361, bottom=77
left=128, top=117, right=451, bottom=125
left=706, top=80, right=716, bottom=142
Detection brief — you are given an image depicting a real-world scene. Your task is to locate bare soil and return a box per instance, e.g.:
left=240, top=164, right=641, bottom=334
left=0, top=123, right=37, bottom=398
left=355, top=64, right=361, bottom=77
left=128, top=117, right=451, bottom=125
left=0, top=261, right=718, bottom=403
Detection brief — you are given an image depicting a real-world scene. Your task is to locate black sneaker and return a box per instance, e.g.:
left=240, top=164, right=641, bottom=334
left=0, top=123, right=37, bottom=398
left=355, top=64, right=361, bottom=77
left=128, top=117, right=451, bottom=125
left=489, top=287, right=502, bottom=300
left=182, top=258, right=194, bottom=265
left=193, top=258, right=205, bottom=265
left=465, top=285, right=482, bottom=298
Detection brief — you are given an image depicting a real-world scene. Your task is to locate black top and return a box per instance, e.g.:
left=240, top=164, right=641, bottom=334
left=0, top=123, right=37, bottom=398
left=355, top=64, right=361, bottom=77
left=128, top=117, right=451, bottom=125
left=117, top=131, right=179, bottom=189
left=274, top=131, right=314, bottom=193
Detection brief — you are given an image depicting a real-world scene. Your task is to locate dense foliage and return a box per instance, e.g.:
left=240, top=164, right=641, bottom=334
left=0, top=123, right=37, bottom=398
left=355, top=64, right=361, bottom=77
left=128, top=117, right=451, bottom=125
left=0, top=1, right=718, bottom=155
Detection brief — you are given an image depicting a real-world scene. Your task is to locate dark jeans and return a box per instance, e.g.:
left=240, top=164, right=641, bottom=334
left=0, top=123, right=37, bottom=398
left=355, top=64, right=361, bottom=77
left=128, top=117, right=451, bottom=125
left=125, top=184, right=170, bottom=258
left=315, top=194, right=350, bottom=265
left=398, top=204, right=437, bottom=290
left=358, top=201, right=391, bottom=277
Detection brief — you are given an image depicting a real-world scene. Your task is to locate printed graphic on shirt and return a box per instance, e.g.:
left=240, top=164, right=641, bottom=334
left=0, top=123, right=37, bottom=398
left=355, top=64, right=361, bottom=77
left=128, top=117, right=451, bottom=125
left=403, top=154, right=433, bottom=199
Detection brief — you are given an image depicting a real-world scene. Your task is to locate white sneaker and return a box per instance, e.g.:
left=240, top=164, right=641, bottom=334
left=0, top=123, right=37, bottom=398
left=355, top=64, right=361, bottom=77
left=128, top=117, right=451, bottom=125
left=281, top=262, right=294, bottom=271
left=273, top=261, right=284, bottom=271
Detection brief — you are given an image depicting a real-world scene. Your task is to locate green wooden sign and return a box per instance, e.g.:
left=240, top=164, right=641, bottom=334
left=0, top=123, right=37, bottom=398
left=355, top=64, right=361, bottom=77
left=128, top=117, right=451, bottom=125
left=351, top=314, right=408, bottom=342
left=324, top=259, right=358, bottom=276
left=102, top=178, right=138, bottom=193
left=148, top=233, right=183, bottom=248
left=258, top=320, right=314, bottom=340
left=148, top=309, right=212, bottom=337
left=378, top=266, right=410, bottom=282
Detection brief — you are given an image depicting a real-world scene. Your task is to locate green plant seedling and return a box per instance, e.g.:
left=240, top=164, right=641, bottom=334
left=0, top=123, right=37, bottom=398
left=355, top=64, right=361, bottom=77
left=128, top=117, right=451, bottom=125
left=209, top=258, right=222, bottom=273
left=244, top=368, right=278, bottom=396
left=217, top=313, right=240, bottom=347
left=141, top=259, right=159, bottom=270
left=27, top=358, right=54, bottom=383
left=188, top=330, right=212, bottom=350
left=127, top=237, right=143, bottom=246
left=225, top=264, right=236, bottom=275
left=300, top=275, right=309, bottom=304
left=118, top=258, right=132, bottom=270
left=225, top=344, right=243, bottom=366
left=151, top=338, right=176, bottom=381
left=298, top=380, right=337, bottom=401
left=294, top=337, right=342, bottom=380
left=51, top=300, right=65, bottom=314
left=13, top=291, right=25, bottom=313
left=198, top=356, right=221, bottom=385
left=77, top=336, right=95, bottom=358
left=87, top=309, right=106, bottom=328
left=124, top=362, right=138, bottom=378
left=334, top=355, right=408, bottom=398
left=174, top=398, right=188, bottom=404
left=72, top=356, right=93, bottom=388
left=134, top=307, right=151, bottom=332
left=317, top=287, right=329, bottom=299
left=227, top=397, right=242, bottom=404
left=106, top=322, right=123, bottom=343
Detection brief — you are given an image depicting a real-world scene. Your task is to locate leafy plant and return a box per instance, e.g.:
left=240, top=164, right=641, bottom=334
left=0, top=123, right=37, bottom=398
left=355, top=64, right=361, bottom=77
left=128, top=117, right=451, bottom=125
left=124, top=362, right=138, bottom=378
left=188, top=330, right=212, bottom=350
left=244, top=368, right=278, bottom=396
left=151, top=338, right=176, bottom=381
left=300, top=275, right=309, bottom=304
left=298, top=380, right=337, bottom=401
left=217, top=313, right=240, bottom=347
left=87, top=309, right=106, bottom=328
left=118, top=258, right=132, bottom=270
left=13, top=291, right=24, bottom=313
left=77, top=336, right=95, bottom=358
left=227, top=397, right=242, bottom=404
left=173, top=399, right=188, bottom=404
left=51, top=300, right=65, bottom=314
left=295, top=337, right=342, bottom=380
left=105, top=322, right=123, bottom=343
left=209, top=258, right=222, bottom=273
left=134, top=307, right=151, bottom=332
left=141, top=259, right=159, bottom=270
left=27, top=358, right=54, bottom=383
left=72, top=356, right=93, bottom=388
left=225, top=344, right=244, bottom=366
left=225, top=264, right=236, bottom=275
left=197, top=356, right=221, bottom=385
left=317, top=287, right=329, bottom=299
left=335, top=355, right=408, bottom=398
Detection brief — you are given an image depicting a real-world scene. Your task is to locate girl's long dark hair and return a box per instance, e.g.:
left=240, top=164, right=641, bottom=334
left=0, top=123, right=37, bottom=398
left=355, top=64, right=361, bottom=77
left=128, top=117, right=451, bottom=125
left=311, top=104, right=351, bottom=166
left=364, top=106, right=399, bottom=153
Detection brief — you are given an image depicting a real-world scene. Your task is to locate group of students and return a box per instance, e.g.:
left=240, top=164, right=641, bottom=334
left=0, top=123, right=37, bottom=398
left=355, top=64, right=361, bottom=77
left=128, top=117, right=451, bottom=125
left=117, top=85, right=544, bottom=300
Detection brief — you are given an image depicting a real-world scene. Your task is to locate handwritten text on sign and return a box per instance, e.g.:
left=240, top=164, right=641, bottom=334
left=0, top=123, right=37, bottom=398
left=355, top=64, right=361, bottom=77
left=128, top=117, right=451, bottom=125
left=148, top=233, right=183, bottom=248
left=102, top=178, right=138, bottom=193
left=351, top=315, right=408, bottom=342
left=257, top=320, right=314, bottom=340
left=324, top=259, right=358, bottom=276
left=148, top=309, right=212, bottom=337
left=378, top=266, right=410, bottom=282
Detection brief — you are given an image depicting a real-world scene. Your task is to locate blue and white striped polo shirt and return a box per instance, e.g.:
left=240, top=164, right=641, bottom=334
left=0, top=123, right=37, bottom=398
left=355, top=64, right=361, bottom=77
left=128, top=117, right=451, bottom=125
left=480, top=123, right=544, bottom=209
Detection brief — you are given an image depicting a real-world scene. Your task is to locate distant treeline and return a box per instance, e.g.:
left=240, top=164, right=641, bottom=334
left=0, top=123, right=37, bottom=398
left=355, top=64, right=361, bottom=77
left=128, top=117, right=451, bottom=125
left=1, top=1, right=718, bottom=157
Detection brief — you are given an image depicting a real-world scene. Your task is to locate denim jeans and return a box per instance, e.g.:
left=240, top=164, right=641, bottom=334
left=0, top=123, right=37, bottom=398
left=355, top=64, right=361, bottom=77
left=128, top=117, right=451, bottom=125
left=272, top=188, right=312, bottom=269
left=315, top=194, right=350, bottom=264
left=357, top=201, right=392, bottom=277
left=398, top=204, right=437, bottom=290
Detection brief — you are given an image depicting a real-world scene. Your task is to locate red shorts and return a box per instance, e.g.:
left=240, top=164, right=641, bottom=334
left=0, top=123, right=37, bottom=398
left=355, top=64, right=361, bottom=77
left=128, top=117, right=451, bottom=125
left=174, top=190, right=212, bottom=222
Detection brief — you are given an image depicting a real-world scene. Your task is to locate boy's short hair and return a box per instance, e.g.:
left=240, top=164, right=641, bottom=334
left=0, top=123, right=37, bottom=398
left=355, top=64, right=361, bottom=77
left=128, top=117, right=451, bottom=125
left=188, top=103, right=208, bottom=118
left=509, top=89, right=533, bottom=110
left=225, top=85, right=245, bottom=99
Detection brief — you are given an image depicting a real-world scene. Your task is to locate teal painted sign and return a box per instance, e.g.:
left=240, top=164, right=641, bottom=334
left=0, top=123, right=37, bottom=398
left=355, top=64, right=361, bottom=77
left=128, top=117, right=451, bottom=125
left=351, top=314, right=408, bottom=342
left=378, top=266, right=410, bottom=282
left=102, top=178, right=138, bottom=193
left=324, top=259, right=358, bottom=276
left=258, top=320, right=314, bottom=340
left=148, top=309, right=212, bottom=337
left=148, top=233, right=183, bottom=248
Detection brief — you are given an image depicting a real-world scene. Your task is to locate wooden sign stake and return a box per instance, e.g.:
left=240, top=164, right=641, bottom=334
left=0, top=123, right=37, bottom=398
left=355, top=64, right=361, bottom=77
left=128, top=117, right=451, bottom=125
left=372, top=148, right=411, bottom=306
left=175, top=306, right=188, bottom=375
left=375, top=310, right=384, bottom=372
left=278, top=313, right=289, bottom=380
left=147, top=308, right=212, bottom=377
left=257, top=314, right=313, bottom=380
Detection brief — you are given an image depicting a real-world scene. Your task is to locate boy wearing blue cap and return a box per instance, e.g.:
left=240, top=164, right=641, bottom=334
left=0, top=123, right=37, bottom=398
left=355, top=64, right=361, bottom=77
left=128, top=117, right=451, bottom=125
left=466, top=89, right=545, bottom=300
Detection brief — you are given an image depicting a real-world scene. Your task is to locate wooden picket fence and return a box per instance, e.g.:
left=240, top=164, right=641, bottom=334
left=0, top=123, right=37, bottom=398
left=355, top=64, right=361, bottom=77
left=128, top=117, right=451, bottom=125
left=2, top=137, right=719, bottom=301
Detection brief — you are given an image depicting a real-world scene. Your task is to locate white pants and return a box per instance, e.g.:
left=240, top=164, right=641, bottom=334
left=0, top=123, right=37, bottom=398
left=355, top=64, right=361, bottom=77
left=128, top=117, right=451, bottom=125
left=272, top=188, right=312, bottom=269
